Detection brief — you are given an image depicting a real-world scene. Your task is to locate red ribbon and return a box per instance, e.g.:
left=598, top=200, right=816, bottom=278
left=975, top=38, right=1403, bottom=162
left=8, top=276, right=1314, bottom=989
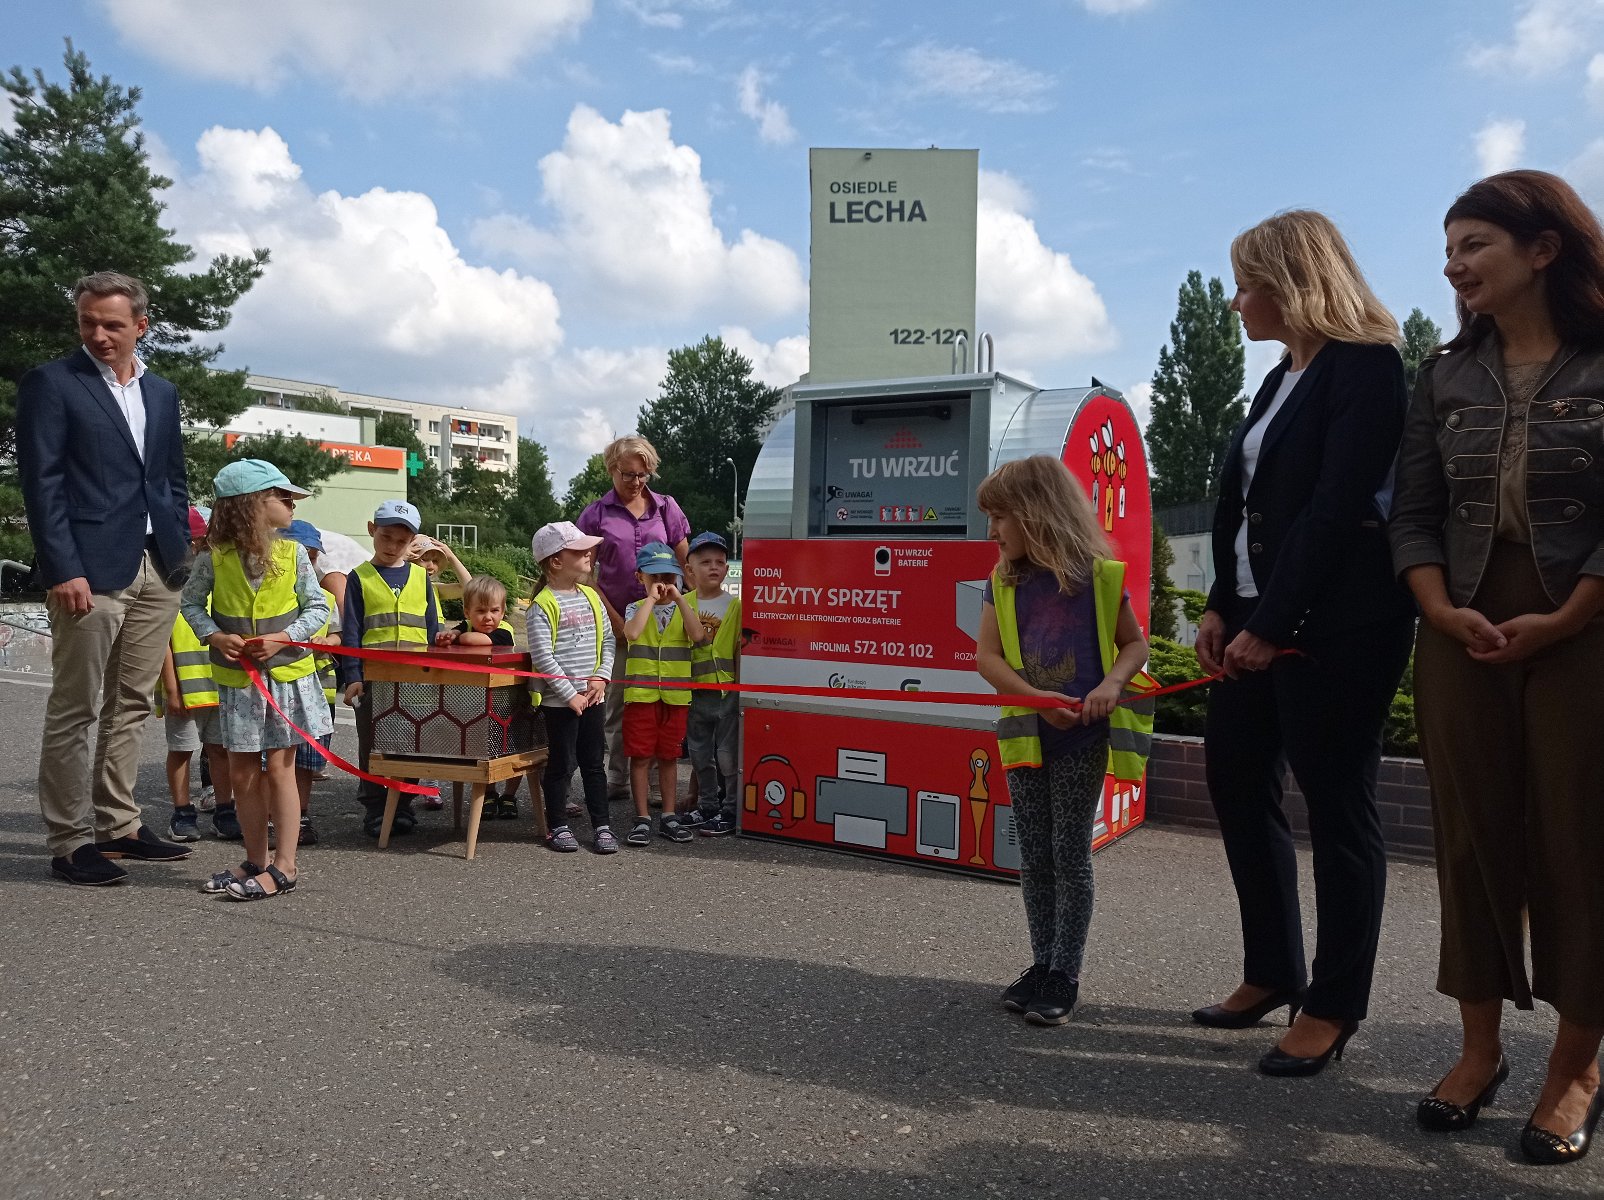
left=238, top=658, right=439, bottom=797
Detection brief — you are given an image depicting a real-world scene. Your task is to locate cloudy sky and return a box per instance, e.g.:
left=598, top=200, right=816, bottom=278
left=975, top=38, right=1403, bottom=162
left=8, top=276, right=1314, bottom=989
left=10, top=0, right=1604, bottom=486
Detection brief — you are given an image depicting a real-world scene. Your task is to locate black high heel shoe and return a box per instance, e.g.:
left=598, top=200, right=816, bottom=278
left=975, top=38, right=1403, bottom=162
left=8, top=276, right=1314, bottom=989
left=1257, top=1019, right=1358, bottom=1077
left=1191, top=988, right=1305, bottom=1029
left=1520, top=1084, right=1604, bottom=1165
left=1417, top=1057, right=1509, bottom=1132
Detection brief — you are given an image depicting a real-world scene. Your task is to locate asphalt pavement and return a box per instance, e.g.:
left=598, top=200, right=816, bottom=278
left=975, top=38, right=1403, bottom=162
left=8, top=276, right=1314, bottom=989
left=0, top=669, right=1596, bottom=1200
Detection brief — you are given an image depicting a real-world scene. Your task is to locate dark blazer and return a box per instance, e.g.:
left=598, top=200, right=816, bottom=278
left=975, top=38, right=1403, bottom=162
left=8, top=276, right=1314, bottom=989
left=17, top=348, right=190, bottom=592
left=1206, top=340, right=1415, bottom=644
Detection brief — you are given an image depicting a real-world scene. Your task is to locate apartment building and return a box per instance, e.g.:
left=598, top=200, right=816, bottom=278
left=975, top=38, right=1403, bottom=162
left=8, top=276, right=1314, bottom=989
left=243, top=373, right=520, bottom=475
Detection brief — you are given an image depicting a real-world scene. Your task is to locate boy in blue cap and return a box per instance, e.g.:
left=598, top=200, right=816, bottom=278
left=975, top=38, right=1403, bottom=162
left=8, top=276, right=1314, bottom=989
left=340, top=500, right=441, bottom=837
left=282, top=520, right=340, bottom=845
left=681, top=532, right=742, bottom=836
left=621, top=541, right=704, bottom=846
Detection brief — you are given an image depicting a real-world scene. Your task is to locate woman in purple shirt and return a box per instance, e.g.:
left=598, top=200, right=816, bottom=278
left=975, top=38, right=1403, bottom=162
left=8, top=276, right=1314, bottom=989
left=577, top=435, right=690, bottom=795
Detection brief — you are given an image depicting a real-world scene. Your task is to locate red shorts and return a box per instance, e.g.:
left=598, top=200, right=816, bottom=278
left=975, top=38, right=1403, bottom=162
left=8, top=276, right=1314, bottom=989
left=623, top=701, right=689, bottom=760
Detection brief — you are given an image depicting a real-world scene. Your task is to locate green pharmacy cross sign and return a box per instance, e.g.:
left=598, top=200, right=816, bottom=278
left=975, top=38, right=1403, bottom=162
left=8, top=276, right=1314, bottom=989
left=406, top=451, right=427, bottom=477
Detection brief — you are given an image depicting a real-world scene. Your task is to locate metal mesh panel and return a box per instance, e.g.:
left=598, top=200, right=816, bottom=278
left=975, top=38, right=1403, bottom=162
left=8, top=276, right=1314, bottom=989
left=370, top=680, right=544, bottom=760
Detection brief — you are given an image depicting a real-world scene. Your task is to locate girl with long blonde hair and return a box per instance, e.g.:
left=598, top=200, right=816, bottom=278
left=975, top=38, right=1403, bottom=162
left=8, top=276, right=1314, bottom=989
left=975, top=455, right=1149, bottom=1026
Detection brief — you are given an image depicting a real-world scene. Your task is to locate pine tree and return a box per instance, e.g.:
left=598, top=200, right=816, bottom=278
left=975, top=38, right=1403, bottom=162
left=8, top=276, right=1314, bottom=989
left=1400, top=307, right=1443, bottom=391
left=637, top=336, right=780, bottom=538
left=1145, top=272, right=1247, bottom=509
left=563, top=453, right=612, bottom=518
left=0, top=44, right=341, bottom=525
left=505, top=437, right=560, bottom=543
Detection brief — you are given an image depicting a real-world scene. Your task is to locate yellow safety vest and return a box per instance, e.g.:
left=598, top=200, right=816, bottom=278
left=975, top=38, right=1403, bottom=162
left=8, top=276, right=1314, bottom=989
left=623, top=602, right=694, bottom=706
left=530, top=585, right=607, bottom=673
left=992, top=559, right=1156, bottom=780
left=354, top=561, right=430, bottom=647
left=313, top=587, right=337, bottom=704
left=209, top=542, right=319, bottom=688
left=165, top=599, right=219, bottom=710
left=690, top=594, right=741, bottom=685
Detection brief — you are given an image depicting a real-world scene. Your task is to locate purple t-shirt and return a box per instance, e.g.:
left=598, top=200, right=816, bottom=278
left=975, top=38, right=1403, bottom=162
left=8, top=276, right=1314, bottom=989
left=577, top=488, right=690, bottom=615
left=985, top=569, right=1120, bottom=760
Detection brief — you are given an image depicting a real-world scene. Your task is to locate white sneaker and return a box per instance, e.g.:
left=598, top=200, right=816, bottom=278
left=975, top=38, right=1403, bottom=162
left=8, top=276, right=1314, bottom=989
left=197, top=785, right=217, bottom=812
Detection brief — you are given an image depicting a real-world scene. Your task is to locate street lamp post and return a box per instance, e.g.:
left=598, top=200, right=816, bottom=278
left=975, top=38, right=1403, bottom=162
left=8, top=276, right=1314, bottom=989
left=724, top=457, right=740, bottom=561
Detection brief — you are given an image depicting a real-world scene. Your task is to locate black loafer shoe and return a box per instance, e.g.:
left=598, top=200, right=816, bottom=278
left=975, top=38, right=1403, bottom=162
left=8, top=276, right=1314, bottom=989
left=50, top=845, right=130, bottom=886
left=94, top=825, right=193, bottom=861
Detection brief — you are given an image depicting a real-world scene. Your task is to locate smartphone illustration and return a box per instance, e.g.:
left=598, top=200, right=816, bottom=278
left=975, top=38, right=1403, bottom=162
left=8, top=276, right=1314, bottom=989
left=916, top=790, right=960, bottom=860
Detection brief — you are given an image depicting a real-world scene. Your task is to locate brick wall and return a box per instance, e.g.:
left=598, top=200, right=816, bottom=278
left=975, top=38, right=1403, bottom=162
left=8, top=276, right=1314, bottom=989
left=1143, top=734, right=1436, bottom=860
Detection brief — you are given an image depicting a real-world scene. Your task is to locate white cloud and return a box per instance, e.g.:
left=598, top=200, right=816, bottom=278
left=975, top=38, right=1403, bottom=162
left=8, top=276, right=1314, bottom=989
left=470, top=105, right=806, bottom=322
left=0, top=92, right=16, bottom=135
left=167, top=126, right=563, bottom=380
left=974, top=170, right=1116, bottom=371
left=718, top=326, right=809, bottom=387
left=94, top=0, right=593, bottom=100
left=1567, top=137, right=1604, bottom=207
left=1123, top=381, right=1154, bottom=431
left=900, top=44, right=1055, bottom=115
left=620, top=0, right=682, bottom=27
left=1474, top=117, right=1527, bottom=175
left=1588, top=51, right=1604, bottom=106
left=736, top=66, right=797, bottom=146
left=1468, top=0, right=1604, bottom=74
left=1079, top=0, right=1155, bottom=11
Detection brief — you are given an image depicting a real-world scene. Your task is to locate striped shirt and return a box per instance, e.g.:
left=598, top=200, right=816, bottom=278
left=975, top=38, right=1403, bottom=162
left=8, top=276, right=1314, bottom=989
left=527, top=587, right=613, bottom=706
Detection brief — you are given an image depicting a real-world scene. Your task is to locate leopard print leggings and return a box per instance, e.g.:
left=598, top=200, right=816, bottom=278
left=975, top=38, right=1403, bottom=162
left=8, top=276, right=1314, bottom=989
left=1008, top=736, right=1108, bottom=982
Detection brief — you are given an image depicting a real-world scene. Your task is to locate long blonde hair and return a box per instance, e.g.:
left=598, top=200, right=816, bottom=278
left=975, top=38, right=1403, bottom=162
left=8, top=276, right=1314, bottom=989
left=976, top=456, right=1110, bottom=593
left=1231, top=210, right=1399, bottom=345
left=208, top=492, right=280, bottom=579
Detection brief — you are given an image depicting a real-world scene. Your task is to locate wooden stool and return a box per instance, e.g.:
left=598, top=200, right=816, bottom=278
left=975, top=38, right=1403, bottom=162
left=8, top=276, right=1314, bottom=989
left=371, top=749, right=550, bottom=859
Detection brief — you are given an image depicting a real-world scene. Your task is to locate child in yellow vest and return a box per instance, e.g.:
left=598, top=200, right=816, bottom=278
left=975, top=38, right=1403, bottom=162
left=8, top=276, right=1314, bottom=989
left=179, top=459, right=331, bottom=901
left=158, top=505, right=234, bottom=842
left=339, top=500, right=440, bottom=837
left=621, top=541, right=704, bottom=846
left=679, top=532, right=741, bottom=837
left=975, top=455, right=1149, bottom=1026
left=282, top=520, right=341, bottom=846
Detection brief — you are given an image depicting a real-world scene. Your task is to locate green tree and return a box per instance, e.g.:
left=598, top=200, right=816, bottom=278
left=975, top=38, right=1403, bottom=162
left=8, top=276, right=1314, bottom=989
left=446, top=457, right=513, bottom=515
left=186, top=430, right=345, bottom=505
left=0, top=42, right=274, bottom=546
left=1401, top=307, right=1443, bottom=391
left=1145, top=272, right=1247, bottom=508
left=505, top=436, right=560, bottom=543
left=294, top=390, right=348, bottom=416
left=637, top=335, right=781, bottom=538
left=370, top=411, right=445, bottom=508
left=562, top=453, right=611, bottom=518
left=1149, top=523, right=1178, bottom=640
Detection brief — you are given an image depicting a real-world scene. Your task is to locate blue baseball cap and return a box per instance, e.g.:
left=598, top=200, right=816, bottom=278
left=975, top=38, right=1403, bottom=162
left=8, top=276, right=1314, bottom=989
left=281, top=520, right=324, bottom=552
left=372, top=499, right=421, bottom=532
left=687, top=531, right=729, bottom=556
left=635, top=541, right=683, bottom=578
left=213, top=458, right=311, bottom=500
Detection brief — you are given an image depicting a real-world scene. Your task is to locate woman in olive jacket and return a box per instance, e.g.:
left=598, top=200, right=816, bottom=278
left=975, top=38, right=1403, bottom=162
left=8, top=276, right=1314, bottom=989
left=1391, top=170, right=1604, bottom=1166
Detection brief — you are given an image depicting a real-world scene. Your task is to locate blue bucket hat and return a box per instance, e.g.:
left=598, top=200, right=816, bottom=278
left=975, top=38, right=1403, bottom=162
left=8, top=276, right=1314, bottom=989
left=635, top=541, right=683, bottom=579
left=281, top=520, right=324, bottom=552
left=687, top=531, right=729, bottom=556
left=213, top=458, right=310, bottom=500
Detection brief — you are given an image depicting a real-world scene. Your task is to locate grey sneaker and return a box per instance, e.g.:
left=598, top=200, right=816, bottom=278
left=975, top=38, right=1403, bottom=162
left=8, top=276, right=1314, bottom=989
left=197, top=785, right=217, bottom=813
left=592, top=828, right=619, bottom=855
left=545, top=826, right=580, bottom=853
left=168, top=806, right=201, bottom=842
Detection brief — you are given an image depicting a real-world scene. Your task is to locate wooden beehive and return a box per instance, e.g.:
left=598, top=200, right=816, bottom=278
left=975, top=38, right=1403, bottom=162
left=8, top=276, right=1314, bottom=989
left=367, top=646, right=545, bottom=760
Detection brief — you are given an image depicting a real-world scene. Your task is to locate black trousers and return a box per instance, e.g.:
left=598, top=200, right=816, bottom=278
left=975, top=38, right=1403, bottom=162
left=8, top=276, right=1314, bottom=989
left=542, top=703, right=609, bottom=830
left=1203, top=598, right=1413, bottom=1021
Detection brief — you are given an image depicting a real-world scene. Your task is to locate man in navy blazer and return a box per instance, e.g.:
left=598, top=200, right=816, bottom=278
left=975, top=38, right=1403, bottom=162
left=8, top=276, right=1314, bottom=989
left=18, top=271, right=195, bottom=885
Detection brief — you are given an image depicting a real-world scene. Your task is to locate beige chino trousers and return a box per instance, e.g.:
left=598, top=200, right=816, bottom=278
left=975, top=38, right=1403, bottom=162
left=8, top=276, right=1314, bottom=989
left=39, top=550, right=180, bottom=856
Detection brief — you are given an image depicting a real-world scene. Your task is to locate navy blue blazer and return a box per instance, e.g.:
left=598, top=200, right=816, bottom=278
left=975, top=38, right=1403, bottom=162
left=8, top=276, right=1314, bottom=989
left=1206, top=340, right=1416, bottom=644
left=17, top=348, right=190, bottom=592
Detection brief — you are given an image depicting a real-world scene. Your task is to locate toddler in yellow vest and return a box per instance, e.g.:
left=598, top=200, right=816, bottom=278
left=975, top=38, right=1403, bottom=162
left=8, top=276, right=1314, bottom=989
left=678, top=532, right=742, bottom=837
left=975, top=456, right=1150, bottom=1026
left=620, top=541, right=704, bottom=846
left=179, top=460, right=331, bottom=901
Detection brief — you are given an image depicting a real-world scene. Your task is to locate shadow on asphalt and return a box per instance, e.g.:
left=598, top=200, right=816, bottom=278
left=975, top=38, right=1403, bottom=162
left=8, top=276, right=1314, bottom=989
left=736, top=1139, right=1567, bottom=1199
left=438, top=940, right=1572, bottom=1192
